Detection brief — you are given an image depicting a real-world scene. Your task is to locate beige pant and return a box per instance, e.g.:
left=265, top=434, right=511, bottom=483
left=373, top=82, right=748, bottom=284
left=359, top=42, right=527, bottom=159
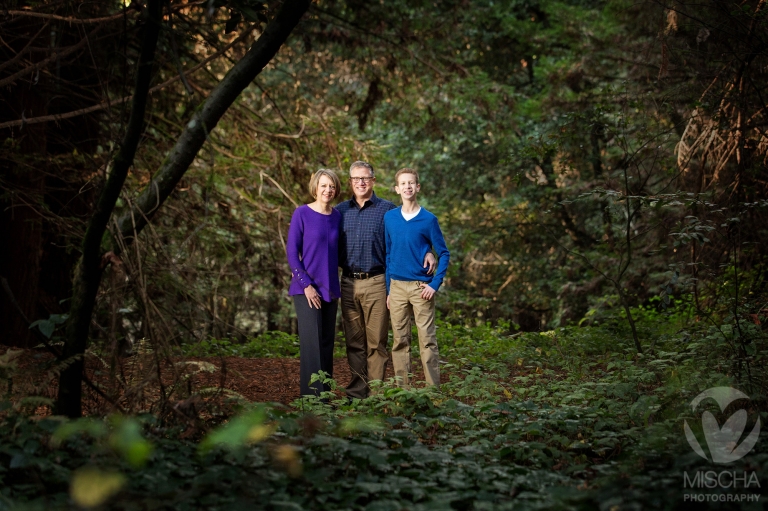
left=340, top=274, right=390, bottom=398
left=389, top=279, right=440, bottom=387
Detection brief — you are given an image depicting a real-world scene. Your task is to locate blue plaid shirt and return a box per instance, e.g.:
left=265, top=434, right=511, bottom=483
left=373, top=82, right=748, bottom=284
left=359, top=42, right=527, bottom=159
left=336, top=193, right=396, bottom=273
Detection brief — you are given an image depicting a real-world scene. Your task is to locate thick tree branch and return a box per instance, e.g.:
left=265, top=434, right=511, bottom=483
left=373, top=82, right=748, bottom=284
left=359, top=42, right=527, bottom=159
left=115, top=0, right=311, bottom=244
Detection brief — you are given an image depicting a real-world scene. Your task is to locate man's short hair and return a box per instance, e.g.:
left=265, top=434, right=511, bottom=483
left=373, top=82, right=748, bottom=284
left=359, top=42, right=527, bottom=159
left=349, top=160, right=374, bottom=177
left=309, top=168, right=342, bottom=199
left=395, top=167, right=419, bottom=184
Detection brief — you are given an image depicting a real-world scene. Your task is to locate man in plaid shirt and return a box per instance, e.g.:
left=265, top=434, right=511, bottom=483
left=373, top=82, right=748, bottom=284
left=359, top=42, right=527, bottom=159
left=337, top=161, right=436, bottom=399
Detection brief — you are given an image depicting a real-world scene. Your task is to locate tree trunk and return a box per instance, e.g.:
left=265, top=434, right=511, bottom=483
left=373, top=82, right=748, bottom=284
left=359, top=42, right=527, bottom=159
left=617, top=285, right=643, bottom=354
left=55, top=0, right=162, bottom=417
left=0, top=21, right=48, bottom=348
left=56, top=0, right=311, bottom=417
left=0, top=153, right=44, bottom=347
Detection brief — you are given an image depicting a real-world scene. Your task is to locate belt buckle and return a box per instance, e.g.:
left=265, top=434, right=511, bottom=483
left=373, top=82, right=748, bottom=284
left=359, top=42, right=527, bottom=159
left=354, top=272, right=368, bottom=279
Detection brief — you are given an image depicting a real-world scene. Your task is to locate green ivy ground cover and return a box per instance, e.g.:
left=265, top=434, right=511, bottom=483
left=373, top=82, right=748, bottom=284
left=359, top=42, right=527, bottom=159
left=180, top=330, right=348, bottom=360
left=1, top=312, right=766, bottom=510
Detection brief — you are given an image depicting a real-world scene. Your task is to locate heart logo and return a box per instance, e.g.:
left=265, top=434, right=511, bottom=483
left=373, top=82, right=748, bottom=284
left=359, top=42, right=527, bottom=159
left=684, top=387, right=761, bottom=464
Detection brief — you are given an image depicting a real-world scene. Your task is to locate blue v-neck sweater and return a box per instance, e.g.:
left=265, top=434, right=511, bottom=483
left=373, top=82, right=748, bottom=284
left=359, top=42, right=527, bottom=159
left=384, top=207, right=450, bottom=294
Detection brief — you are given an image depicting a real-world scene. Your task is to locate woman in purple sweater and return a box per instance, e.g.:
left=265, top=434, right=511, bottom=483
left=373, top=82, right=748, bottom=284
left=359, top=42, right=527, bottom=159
left=286, top=169, right=342, bottom=397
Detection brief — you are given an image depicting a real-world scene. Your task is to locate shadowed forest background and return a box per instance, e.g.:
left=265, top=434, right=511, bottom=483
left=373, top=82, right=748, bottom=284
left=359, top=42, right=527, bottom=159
left=0, top=0, right=766, bottom=509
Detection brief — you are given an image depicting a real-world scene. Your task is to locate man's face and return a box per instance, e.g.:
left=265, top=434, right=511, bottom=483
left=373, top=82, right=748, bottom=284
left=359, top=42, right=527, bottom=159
left=350, top=166, right=375, bottom=201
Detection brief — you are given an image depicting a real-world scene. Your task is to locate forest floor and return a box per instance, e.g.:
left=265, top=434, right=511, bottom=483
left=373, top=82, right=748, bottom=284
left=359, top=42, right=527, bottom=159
left=7, top=347, right=443, bottom=414
left=180, top=354, right=444, bottom=404
left=2, top=320, right=766, bottom=510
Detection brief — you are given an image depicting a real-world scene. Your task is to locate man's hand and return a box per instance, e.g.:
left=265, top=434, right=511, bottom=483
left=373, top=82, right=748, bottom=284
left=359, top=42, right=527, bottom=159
left=423, top=252, right=437, bottom=275
left=304, top=285, right=321, bottom=309
left=419, top=284, right=436, bottom=301
left=386, top=295, right=390, bottom=310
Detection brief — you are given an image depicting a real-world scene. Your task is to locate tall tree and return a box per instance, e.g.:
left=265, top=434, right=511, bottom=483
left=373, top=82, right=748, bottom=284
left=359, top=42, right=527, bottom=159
left=54, top=0, right=163, bottom=417
left=55, top=0, right=312, bottom=417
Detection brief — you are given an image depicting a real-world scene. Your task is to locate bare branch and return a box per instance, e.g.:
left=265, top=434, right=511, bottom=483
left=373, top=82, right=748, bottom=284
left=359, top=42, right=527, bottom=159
left=0, top=28, right=253, bottom=130
left=1, top=9, right=132, bottom=24
left=0, top=24, right=105, bottom=89
left=0, top=20, right=49, bottom=74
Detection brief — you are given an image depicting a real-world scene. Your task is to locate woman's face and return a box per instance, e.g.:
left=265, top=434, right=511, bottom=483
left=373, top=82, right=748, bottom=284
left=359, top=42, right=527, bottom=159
left=316, top=175, right=337, bottom=204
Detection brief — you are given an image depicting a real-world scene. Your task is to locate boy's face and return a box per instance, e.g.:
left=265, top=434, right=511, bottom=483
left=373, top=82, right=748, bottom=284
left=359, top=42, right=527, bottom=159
left=395, top=173, right=420, bottom=200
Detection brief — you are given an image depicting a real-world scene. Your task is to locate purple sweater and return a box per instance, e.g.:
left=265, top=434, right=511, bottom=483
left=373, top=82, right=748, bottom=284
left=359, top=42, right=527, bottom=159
left=286, top=205, right=342, bottom=302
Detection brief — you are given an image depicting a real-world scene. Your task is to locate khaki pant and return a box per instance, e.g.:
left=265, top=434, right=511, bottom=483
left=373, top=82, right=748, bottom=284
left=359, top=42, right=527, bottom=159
left=389, top=279, right=440, bottom=387
left=340, top=274, right=390, bottom=398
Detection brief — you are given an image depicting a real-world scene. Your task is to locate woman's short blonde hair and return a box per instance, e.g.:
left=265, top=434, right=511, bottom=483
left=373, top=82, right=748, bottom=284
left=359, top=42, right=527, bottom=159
left=309, top=168, right=342, bottom=199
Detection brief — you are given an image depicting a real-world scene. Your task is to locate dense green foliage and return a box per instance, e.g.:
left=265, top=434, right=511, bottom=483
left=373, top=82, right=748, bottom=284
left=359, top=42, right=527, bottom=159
left=2, top=308, right=766, bottom=509
left=105, top=0, right=767, bottom=347
left=3, top=0, right=766, bottom=350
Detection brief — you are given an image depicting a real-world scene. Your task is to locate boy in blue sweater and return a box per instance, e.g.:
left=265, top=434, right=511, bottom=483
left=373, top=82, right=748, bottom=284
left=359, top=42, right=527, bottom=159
left=384, top=168, right=450, bottom=387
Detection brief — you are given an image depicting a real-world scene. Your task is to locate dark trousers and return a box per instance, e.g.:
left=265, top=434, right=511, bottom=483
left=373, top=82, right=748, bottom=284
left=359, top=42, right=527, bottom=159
left=293, top=295, right=337, bottom=397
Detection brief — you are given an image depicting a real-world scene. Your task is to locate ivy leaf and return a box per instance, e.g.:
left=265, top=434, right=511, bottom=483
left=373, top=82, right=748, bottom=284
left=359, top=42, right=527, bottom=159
left=29, top=319, right=55, bottom=339
left=108, top=416, right=154, bottom=469
left=198, top=406, right=271, bottom=454
left=9, top=453, right=27, bottom=469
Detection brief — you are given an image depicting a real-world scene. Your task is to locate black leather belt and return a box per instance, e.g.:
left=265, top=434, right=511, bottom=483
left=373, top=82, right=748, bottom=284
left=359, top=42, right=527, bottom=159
left=342, top=269, right=384, bottom=280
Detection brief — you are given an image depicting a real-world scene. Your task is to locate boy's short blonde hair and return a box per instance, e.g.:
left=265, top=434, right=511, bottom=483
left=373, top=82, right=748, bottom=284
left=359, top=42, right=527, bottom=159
left=394, top=167, right=419, bottom=184
left=309, top=169, right=341, bottom=199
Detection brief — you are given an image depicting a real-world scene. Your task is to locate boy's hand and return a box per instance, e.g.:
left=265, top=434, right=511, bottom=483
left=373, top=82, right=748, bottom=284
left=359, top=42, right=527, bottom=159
left=423, top=252, right=436, bottom=275
left=420, top=284, right=436, bottom=300
left=386, top=295, right=390, bottom=310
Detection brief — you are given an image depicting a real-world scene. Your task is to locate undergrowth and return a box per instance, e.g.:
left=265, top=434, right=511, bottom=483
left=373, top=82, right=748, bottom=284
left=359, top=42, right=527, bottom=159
left=180, top=330, right=347, bottom=359
left=1, top=305, right=766, bottom=510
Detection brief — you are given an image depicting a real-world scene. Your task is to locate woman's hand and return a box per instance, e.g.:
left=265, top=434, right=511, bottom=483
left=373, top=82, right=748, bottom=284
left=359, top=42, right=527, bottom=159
left=304, top=285, right=322, bottom=309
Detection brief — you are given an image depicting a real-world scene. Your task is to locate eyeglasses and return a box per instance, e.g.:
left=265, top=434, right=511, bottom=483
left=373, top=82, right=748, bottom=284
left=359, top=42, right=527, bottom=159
left=350, top=177, right=374, bottom=183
